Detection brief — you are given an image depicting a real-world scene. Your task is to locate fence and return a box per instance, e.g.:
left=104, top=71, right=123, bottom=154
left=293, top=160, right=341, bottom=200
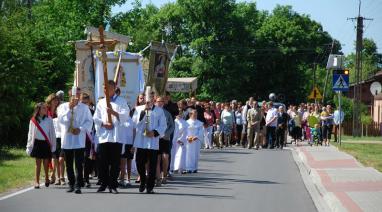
left=342, top=121, right=382, bottom=136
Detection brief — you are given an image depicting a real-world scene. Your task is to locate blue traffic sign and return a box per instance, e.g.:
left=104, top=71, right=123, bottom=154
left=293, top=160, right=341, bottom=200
left=333, top=74, right=349, bottom=92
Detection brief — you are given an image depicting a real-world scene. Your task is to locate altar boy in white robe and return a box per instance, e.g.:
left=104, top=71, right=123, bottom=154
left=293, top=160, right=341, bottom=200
left=132, top=88, right=167, bottom=194
left=185, top=109, right=204, bottom=173
left=58, top=87, right=93, bottom=194
left=93, top=80, right=129, bottom=194
left=170, top=107, right=188, bottom=174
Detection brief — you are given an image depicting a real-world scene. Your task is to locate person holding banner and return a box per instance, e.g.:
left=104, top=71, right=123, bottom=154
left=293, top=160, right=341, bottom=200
left=26, top=102, right=56, bottom=189
left=58, top=87, right=93, bottom=194
left=132, top=87, right=167, bottom=194
left=93, top=80, right=130, bottom=194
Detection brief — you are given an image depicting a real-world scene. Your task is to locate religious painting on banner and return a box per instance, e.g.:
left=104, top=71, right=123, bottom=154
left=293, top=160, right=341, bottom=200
left=147, top=41, right=177, bottom=95
left=94, top=51, right=145, bottom=107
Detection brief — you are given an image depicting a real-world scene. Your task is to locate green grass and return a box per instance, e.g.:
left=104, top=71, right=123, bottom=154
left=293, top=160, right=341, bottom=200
left=332, top=142, right=382, bottom=172
left=341, top=135, right=382, bottom=142
left=0, top=148, right=35, bottom=194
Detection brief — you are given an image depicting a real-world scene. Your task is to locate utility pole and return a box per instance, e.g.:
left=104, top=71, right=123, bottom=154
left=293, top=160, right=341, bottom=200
left=313, top=62, right=317, bottom=104
left=348, top=0, right=373, bottom=137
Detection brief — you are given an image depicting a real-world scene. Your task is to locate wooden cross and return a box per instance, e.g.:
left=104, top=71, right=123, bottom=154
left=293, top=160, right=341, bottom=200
left=86, top=25, right=117, bottom=124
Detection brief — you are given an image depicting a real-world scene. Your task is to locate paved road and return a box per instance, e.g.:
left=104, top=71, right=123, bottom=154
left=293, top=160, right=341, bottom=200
left=0, top=147, right=316, bottom=212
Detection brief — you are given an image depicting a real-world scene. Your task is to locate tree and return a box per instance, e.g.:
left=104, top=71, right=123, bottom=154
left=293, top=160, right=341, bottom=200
left=361, top=114, right=373, bottom=136
left=0, top=0, right=127, bottom=147
left=254, top=5, right=340, bottom=103
left=346, top=38, right=380, bottom=83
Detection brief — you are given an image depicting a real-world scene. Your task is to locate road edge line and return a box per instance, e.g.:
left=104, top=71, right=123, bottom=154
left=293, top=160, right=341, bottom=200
left=0, top=185, right=39, bottom=201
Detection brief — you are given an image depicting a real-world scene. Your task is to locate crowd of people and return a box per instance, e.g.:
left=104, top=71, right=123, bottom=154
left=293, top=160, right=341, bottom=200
left=26, top=83, right=343, bottom=195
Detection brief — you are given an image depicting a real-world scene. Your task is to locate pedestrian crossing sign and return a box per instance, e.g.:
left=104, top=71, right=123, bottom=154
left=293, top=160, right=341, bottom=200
left=333, top=74, right=349, bottom=92
left=308, top=86, right=323, bottom=99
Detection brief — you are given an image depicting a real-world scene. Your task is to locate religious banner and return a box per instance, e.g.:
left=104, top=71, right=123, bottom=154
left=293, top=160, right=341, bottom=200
left=146, top=41, right=177, bottom=95
left=94, top=51, right=145, bottom=107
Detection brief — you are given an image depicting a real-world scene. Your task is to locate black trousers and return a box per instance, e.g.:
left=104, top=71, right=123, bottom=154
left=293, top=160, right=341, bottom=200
left=84, top=158, right=95, bottom=183
left=98, top=142, right=122, bottom=189
left=236, top=124, right=243, bottom=144
left=266, top=126, right=276, bottom=148
left=84, top=139, right=93, bottom=183
left=136, top=148, right=158, bottom=191
left=63, top=148, right=85, bottom=189
left=276, top=128, right=285, bottom=148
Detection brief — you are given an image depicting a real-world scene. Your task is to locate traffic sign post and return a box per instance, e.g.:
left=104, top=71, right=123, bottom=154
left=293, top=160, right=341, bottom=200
left=332, top=69, right=348, bottom=146
left=333, top=70, right=349, bottom=92
left=308, top=86, right=323, bottom=101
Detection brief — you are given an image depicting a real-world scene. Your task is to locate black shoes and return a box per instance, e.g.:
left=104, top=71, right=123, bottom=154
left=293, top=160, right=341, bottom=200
left=85, top=182, right=91, bottom=188
left=67, top=186, right=75, bottom=193
left=139, top=184, right=146, bottom=193
left=75, top=188, right=81, bottom=194
left=97, top=186, right=107, bottom=192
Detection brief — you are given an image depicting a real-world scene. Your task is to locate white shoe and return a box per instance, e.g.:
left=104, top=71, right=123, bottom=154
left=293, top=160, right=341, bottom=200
left=119, top=179, right=129, bottom=187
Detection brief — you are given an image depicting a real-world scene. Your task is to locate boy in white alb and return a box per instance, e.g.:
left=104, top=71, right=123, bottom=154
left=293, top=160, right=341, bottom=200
left=58, top=87, right=93, bottom=194
left=93, top=81, right=129, bottom=194
left=132, top=89, right=167, bottom=194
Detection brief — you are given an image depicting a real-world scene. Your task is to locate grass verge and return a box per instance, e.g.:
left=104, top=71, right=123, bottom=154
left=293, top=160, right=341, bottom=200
left=341, top=135, right=382, bottom=142
left=0, top=147, right=34, bottom=194
left=332, top=142, right=382, bottom=172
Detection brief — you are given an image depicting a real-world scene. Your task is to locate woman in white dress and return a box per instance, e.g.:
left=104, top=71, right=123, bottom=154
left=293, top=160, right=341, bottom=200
left=170, top=106, right=188, bottom=174
left=185, top=109, right=204, bottom=173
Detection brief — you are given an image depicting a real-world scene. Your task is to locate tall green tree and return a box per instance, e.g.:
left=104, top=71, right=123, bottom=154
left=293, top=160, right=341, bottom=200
left=346, top=38, right=381, bottom=83
left=0, top=0, right=127, bottom=146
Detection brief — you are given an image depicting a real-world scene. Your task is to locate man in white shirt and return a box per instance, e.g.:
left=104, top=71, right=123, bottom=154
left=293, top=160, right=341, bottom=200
left=57, top=87, right=93, bottom=194
left=132, top=91, right=167, bottom=194
left=265, top=101, right=278, bottom=149
left=93, top=80, right=130, bottom=194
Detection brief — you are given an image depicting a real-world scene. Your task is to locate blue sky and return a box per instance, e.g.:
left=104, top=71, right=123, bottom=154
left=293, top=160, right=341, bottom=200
left=112, top=0, right=382, bottom=55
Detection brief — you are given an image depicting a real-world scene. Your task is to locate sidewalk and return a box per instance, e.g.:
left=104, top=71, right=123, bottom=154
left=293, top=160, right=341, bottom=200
left=293, top=143, right=382, bottom=212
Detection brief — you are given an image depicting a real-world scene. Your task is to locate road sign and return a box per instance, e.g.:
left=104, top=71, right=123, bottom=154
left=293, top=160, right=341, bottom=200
left=333, top=74, right=349, bottom=91
left=308, top=86, right=323, bottom=99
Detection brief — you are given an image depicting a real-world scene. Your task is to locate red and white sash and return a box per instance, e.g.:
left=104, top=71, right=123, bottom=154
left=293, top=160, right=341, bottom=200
left=31, top=117, right=51, bottom=148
